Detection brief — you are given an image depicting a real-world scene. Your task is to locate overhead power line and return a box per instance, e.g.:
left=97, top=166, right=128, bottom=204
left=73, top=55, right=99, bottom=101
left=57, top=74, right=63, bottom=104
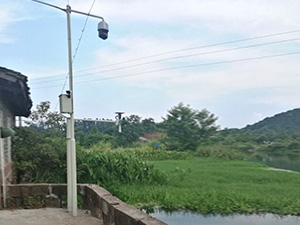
left=30, top=28, right=300, bottom=81
left=30, top=37, right=300, bottom=85
left=54, top=0, right=97, bottom=111
left=31, top=51, right=300, bottom=89
left=59, top=0, right=97, bottom=88
left=72, top=0, right=97, bottom=64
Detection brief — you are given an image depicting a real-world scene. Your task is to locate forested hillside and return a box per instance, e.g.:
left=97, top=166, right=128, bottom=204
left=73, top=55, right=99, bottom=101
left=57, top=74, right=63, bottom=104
left=242, top=108, right=300, bottom=135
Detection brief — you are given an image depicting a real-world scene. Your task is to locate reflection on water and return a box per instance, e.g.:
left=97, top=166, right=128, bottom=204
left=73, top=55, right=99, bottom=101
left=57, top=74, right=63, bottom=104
left=150, top=211, right=300, bottom=225
left=250, top=155, right=300, bottom=173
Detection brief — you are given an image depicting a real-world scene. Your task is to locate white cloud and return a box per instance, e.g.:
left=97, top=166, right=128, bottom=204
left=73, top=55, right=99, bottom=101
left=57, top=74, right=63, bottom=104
left=165, top=57, right=300, bottom=101
left=87, top=33, right=300, bottom=104
left=68, top=0, right=300, bottom=35
left=252, top=112, right=264, bottom=122
left=251, top=88, right=300, bottom=107
left=0, top=1, right=32, bottom=43
left=3, top=0, right=300, bottom=128
left=88, top=36, right=197, bottom=85
left=0, top=7, right=15, bottom=43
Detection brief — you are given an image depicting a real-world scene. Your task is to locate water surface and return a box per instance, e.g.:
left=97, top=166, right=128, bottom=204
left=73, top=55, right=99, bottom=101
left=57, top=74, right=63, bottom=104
left=151, top=211, right=300, bottom=225
left=151, top=156, right=300, bottom=225
left=250, top=155, right=300, bottom=173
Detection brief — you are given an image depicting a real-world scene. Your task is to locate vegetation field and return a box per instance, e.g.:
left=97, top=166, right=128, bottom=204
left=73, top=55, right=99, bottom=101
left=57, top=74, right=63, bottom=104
left=112, top=158, right=300, bottom=215
left=12, top=102, right=300, bottom=216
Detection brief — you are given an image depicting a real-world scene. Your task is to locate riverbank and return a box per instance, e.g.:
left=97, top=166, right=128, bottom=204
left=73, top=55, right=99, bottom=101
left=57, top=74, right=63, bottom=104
left=112, top=158, right=300, bottom=215
left=150, top=210, right=300, bottom=225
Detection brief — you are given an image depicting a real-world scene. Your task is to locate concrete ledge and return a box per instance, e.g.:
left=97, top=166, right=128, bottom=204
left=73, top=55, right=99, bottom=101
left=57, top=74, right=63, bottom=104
left=6, top=184, right=167, bottom=225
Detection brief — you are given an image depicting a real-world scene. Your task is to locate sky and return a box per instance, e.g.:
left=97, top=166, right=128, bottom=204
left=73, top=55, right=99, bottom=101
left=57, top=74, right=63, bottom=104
left=1, top=0, right=300, bottom=128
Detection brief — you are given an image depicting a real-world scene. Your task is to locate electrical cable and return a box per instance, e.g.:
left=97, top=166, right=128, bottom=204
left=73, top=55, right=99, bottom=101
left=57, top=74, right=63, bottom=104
left=31, top=51, right=300, bottom=89
left=72, top=0, right=96, bottom=64
left=54, top=74, right=69, bottom=111
left=30, top=37, right=300, bottom=85
left=68, top=29, right=300, bottom=73
left=54, top=0, right=97, bottom=111
left=30, top=28, right=300, bottom=82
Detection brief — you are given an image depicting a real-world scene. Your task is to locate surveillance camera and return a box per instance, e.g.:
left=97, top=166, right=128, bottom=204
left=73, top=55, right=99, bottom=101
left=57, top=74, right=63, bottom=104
left=66, top=90, right=71, bottom=98
left=98, top=21, right=109, bottom=40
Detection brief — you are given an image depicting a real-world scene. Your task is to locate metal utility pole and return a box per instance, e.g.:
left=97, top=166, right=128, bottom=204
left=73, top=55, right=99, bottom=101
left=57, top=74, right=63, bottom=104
left=66, top=5, right=78, bottom=216
left=18, top=117, right=22, bottom=127
left=115, top=112, right=125, bottom=133
left=32, top=0, right=109, bottom=217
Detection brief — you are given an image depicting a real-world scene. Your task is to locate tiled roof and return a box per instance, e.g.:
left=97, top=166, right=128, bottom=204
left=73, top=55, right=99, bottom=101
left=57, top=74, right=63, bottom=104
left=0, top=66, right=32, bottom=117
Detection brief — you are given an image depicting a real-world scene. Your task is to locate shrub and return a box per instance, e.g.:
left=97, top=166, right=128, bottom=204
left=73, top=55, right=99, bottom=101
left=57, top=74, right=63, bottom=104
left=12, top=127, right=66, bottom=183
left=110, top=145, right=191, bottom=161
left=195, top=145, right=245, bottom=160
left=77, top=150, right=168, bottom=188
left=13, top=128, right=168, bottom=187
left=126, top=149, right=190, bottom=161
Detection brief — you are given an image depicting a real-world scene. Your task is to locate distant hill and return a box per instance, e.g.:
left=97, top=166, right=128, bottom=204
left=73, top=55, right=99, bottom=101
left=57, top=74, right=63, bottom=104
left=241, top=108, right=300, bottom=135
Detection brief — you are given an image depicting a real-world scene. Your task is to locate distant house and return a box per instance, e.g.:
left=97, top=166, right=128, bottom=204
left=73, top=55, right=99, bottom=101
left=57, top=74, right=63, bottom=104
left=0, top=66, right=32, bottom=207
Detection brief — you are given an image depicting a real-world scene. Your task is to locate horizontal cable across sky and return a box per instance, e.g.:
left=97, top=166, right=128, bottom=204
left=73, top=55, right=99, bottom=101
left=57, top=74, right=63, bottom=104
left=30, top=36, right=300, bottom=85
left=29, top=28, right=300, bottom=90
left=30, top=28, right=300, bottom=82
left=32, top=51, right=300, bottom=89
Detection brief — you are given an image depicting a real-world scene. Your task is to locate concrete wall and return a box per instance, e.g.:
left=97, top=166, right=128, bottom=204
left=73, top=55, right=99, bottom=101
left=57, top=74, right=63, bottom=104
left=6, top=184, right=167, bottom=225
left=0, top=97, right=15, bottom=208
left=0, top=97, right=15, bottom=164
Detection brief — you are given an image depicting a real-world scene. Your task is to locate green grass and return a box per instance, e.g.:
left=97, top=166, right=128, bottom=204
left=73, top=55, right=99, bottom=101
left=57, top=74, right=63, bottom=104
left=110, top=158, right=300, bottom=215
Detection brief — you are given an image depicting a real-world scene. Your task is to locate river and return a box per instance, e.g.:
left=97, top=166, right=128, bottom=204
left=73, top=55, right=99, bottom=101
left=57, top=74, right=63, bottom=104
left=150, top=156, right=300, bottom=225
left=150, top=211, right=300, bottom=225
left=250, top=155, right=300, bottom=173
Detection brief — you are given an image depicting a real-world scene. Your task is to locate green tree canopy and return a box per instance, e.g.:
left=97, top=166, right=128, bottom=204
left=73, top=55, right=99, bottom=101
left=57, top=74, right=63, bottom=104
left=13, top=127, right=66, bottom=183
left=141, top=118, right=157, bottom=133
left=28, top=101, right=65, bottom=131
left=164, top=103, right=219, bottom=150
left=113, top=115, right=144, bottom=147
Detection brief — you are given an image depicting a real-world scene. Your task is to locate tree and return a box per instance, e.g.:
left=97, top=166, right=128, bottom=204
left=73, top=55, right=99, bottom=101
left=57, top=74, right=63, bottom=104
left=12, top=127, right=66, bottom=183
left=112, top=115, right=144, bottom=147
left=79, top=126, right=112, bottom=148
left=163, top=103, right=219, bottom=151
left=28, top=101, right=65, bottom=131
left=75, top=120, right=114, bottom=133
left=141, top=118, right=157, bottom=134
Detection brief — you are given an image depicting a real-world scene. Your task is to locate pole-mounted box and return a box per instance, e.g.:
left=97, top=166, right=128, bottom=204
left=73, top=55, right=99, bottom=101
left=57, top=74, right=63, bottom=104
left=59, top=94, right=72, bottom=114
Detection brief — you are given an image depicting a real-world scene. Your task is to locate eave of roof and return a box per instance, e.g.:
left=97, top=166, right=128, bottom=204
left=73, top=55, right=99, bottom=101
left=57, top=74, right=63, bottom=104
left=0, top=66, right=32, bottom=117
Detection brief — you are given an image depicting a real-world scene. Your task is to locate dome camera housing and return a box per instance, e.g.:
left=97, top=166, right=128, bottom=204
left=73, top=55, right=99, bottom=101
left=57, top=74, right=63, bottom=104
left=98, top=21, right=109, bottom=40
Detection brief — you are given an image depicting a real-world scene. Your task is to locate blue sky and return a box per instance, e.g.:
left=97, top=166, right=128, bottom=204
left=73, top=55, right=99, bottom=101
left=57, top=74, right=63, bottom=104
left=1, top=0, right=300, bottom=128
